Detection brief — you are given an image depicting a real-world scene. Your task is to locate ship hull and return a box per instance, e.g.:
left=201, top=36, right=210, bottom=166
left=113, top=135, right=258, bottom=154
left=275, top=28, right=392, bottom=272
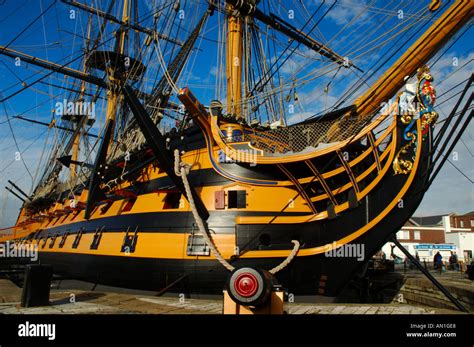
left=25, top=126, right=431, bottom=296
left=36, top=175, right=427, bottom=296
left=2, top=114, right=433, bottom=297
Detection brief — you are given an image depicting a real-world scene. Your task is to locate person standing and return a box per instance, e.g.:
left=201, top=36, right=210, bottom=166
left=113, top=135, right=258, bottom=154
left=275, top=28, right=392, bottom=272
left=434, top=252, right=442, bottom=270
left=452, top=252, right=459, bottom=271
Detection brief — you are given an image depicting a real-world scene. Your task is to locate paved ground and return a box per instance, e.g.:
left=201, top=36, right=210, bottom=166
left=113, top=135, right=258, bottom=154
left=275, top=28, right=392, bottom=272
left=0, top=278, right=22, bottom=303
left=400, top=267, right=474, bottom=288
left=0, top=279, right=461, bottom=314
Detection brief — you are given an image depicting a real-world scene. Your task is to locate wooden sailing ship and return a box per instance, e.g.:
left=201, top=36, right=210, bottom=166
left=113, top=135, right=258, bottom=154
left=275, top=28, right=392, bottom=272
left=0, top=0, right=472, bottom=297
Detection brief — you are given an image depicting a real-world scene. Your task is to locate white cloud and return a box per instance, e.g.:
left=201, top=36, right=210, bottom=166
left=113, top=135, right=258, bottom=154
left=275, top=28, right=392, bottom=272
left=209, top=66, right=218, bottom=77
left=326, top=0, right=372, bottom=26
left=286, top=111, right=314, bottom=125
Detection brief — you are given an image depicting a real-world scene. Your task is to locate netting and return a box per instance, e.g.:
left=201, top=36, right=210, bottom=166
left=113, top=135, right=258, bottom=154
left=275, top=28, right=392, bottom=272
left=231, top=114, right=375, bottom=155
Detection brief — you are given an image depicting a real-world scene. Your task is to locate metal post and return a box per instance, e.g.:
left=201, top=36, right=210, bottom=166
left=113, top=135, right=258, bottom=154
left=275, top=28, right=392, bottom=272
left=392, top=238, right=469, bottom=313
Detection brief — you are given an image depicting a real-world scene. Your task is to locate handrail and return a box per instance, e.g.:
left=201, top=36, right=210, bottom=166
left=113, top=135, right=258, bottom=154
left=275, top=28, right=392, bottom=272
left=210, top=102, right=397, bottom=164
left=337, top=150, right=360, bottom=193
left=235, top=116, right=399, bottom=225
left=206, top=112, right=396, bottom=187
left=367, top=131, right=382, bottom=173
left=278, top=164, right=318, bottom=214
left=271, top=119, right=396, bottom=185
left=305, top=161, right=338, bottom=206
left=310, top=143, right=393, bottom=203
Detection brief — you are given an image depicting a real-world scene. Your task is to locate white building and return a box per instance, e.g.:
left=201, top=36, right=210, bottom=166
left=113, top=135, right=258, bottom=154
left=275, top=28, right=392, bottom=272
left=445, top=231, right=474, bottom=264
left=381, top=212, right=473, bottom=263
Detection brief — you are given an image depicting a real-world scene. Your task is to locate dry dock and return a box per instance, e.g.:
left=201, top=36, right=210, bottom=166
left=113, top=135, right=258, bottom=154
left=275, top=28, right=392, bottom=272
left=0, top=277, right=465, bottom=314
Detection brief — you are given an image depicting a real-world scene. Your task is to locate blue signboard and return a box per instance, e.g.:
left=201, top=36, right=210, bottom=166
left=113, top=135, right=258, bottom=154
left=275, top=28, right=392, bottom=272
left=414, top=244, right=456, bottom=250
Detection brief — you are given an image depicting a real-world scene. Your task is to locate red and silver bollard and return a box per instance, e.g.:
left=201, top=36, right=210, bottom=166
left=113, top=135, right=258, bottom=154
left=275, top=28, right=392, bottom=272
left=223, top=267, right=285, bottom=314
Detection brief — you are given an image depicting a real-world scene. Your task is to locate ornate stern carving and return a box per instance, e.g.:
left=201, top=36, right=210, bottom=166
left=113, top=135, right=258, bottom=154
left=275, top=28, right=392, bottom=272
left=393, top=65, right=438, bottom=175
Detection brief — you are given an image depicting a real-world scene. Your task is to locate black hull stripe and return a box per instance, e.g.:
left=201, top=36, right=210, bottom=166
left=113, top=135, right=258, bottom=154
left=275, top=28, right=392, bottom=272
left=137, top=168, right=230, bottom=192
left=32, top=211, right=312, bottom=237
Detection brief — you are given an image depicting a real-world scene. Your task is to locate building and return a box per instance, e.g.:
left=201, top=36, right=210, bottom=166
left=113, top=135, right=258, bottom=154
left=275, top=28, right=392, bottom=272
left=444, top=211, right=474, bottom=263
left=448, top=211, right=474, bottom=232
left=381, top=212, right=473, bottom=263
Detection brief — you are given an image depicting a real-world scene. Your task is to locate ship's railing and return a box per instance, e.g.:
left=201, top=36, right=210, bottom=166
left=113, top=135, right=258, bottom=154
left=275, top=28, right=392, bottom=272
left=0, top=226, right=34, bottom=241
left=223, top=104, right=395, bottom=156
left=244, top=116, right=361, bottom=154
left=303, top=118, right=396, bottom=213
left=0, top=226, right=15, bottom=237
left=236, top=106, right=400, bottom=224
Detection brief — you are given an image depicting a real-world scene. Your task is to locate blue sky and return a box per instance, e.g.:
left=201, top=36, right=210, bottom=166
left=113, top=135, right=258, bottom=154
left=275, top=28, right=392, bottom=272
left=0, top=0, right=472, bottom=226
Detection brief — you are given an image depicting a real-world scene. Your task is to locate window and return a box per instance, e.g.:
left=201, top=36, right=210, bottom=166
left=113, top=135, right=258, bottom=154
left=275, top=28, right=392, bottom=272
left=122, top=198, right=136, bottom=212
left=61, top=213, right=69, bottom=224
left=58, top=231, right=69, bottom=248
left=72, top=229, right=84, bottom=249
left=100, top=201, right=113, bottom=215
left=71, top=209, right=81, bottom=221
left=413, top=230, right=421, bottom=240
left=465, top=250, right=473, bottom=262
left=49, top=234, right=58, bottom=248
left=397, top=230, right=409, bottom=239
left=228, top=190, right=246, bottom=209
left=460, top=220, right=465, bottom=228
left=214, top=191, right=225, bottom=209
left=163, top=192, right=181, bottom=209
left=471, top=220, right=474, bottom=227
left=120, top=228, right=138, bottom=253
left=90, top=227, right=104, bottom=250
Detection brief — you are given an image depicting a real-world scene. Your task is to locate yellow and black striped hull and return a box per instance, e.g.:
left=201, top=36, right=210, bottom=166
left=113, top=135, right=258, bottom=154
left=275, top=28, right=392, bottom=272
left=1, top=114, right=432, bottom=296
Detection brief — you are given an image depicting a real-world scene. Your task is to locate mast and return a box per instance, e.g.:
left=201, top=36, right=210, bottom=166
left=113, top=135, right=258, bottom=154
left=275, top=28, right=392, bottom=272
left=222, top=0, right=354, bottom=120
left=119, top=0, right=130, bottom=55
left=104, top=0, right=130, bottom=135
left=354, top=0, right=473, bottom=117
left=70, top=129, right=81, bottom=181
left=226, top=4, right=243, bottom=118
left=70, top=15, right=92, bottom=182
left=224, top=0, right=354, bottom=70
left=61, top=0, right=183, bottom=45
left=82, top=0, right=132, bottom=219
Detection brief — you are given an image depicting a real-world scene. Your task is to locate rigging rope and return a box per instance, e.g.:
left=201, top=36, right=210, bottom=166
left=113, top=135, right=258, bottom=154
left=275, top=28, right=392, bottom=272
left=174, top=149, right=234, bottom=271
left=1, top=98, right=34, bottom=181
left=173, top=149, right=300, bottom=274
left=0, top=0, right=56, bottom=50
